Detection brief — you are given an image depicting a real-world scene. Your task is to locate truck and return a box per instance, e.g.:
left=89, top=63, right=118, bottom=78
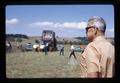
left=39, top=30, right=57, bottom=51
left=21, top=43, right=33, bottom=52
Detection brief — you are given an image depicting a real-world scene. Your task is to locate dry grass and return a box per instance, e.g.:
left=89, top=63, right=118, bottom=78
left=6, top=45, right=82, bottom=78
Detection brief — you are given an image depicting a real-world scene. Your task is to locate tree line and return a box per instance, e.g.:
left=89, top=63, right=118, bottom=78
left=57, top=37, right=89, bottom=45
left=6, top=34, right=89, bottom=45
left=6, top=34, right=29, bottom=39
left=6, top=34, right=29, bottom=42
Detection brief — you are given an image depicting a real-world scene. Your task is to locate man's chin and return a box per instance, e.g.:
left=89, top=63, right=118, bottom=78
left=87, top=37, right=93, bottom=42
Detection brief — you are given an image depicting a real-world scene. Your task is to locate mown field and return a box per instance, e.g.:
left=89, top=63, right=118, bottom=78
left=6, top=45, right=82, bottom=78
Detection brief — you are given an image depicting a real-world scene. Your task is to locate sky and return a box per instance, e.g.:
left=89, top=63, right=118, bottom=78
left=6, top=5, right=114, bottom=37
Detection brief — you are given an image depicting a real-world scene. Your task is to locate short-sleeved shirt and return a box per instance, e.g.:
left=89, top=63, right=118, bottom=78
left=79, top=36, right=114, bottom=78
left=71, top=45, right=74, bottom=50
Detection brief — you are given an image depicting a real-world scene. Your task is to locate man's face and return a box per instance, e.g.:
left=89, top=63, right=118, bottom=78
left=86, top=23, right=96, bottom=41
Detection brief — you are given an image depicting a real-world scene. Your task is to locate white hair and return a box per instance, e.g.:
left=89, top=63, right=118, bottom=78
left=88, top=16, right=106, bottom=33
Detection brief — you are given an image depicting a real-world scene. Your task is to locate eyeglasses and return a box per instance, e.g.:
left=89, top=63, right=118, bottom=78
left=85, top=26, right=97, bottom=33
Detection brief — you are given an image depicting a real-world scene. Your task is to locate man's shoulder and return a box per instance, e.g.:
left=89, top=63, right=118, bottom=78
left=86, top=38, right=114, bottom=51
left=85, top=41, right=99, bottom=51
left=87, top=42, right=95, bottom=47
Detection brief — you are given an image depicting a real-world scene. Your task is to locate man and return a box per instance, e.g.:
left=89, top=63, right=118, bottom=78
left=60, top=44, right=64, bottom=56
left=44, top=41, right=48, bottom=55
left=79, top=16, right=114, bottom=78
left=69, top=44, right=77, bottom=59
left=6, top=41, right=12, bottom=53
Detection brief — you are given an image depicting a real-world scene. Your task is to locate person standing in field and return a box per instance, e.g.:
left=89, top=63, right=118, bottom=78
left=60, top=44, right=64, bottom=56
left=44, top=41, right=48, bottom=55
left=6, top=41, right=12, bottom=53
left=79, top=16, right=114, bottom=78
left=69, top=44, right=76, bottom=59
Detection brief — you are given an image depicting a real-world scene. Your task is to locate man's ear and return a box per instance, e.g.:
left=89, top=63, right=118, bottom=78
left=94, top=28, right=97, bottom=35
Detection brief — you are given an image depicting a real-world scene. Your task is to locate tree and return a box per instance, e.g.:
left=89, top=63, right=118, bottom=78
left=6, top=38, right=15, bottom=42
left=35, top=39, right=39, bottom=44
left=16, top=38, right=22, bottom=43
left=69, top=41, right=72, bottom=45
left=64, top=40, right=68, bottom=45
left=73, top=41, right=76, bottom=45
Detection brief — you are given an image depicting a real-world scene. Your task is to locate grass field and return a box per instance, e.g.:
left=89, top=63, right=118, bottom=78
left=6, top=45, right=82, bottom=78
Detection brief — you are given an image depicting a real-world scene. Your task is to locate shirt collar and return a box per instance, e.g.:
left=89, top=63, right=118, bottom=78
left=93, top=35, right=105, bottom=41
